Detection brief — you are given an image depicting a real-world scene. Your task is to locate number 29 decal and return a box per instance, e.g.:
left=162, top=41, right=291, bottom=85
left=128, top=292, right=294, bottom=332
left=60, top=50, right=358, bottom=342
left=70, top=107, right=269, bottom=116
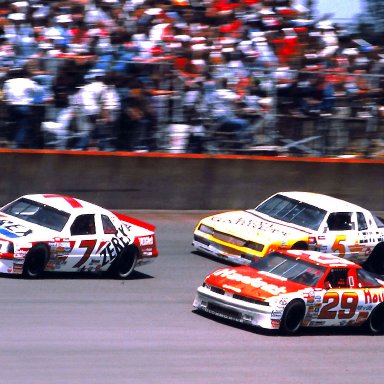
left=318, top=291, right=358, bottom=320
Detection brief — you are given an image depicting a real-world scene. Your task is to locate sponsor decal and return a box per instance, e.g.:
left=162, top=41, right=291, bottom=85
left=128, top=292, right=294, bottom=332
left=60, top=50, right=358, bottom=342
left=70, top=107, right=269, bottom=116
left=271, top=310, right=283, bottom=319
left=212, top=268, right=287, bottom=295
left=138, top=236, right=154, bottom=246
left=364, top=289, right=384, bottom=304
left=101, top=225, right=131, bottom=266
left=210, top=216, right=289, bottom=236
left=0, top=220, right=31, bottom=238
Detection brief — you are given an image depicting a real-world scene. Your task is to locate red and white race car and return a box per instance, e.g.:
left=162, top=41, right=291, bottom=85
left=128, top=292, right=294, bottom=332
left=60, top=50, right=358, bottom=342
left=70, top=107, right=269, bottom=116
left=0, top=194, right=158, bottom=278
left=193, top=249, right=384, bottom=335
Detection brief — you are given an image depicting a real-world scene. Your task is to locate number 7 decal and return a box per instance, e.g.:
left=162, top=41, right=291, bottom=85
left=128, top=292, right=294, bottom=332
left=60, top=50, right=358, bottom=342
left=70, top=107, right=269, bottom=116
left=73, top=239, right=97, bottom=268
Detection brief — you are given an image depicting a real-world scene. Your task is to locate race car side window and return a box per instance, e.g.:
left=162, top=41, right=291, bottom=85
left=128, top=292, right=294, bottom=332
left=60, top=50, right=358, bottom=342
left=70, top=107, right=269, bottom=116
left=324, top=269, right=349, bottom=288
left=71, top=214, right=96, bottom=236
left=327, top=212, right=353, bottom=231
left=102, top=215, right=117, bottom=235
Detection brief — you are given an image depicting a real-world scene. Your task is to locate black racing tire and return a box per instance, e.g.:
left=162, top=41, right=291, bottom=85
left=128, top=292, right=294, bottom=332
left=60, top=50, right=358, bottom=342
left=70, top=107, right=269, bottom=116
left=23, top=244, right=49, bottom=279
left=291, top=242, right=308, bottom=250
left=280, top=299, right=306, bottom=335
left=364, top=243, right=384, bottom=274
left=366, top=303, right=384, bottom=335
left=109, top=246, right=138, bottom=279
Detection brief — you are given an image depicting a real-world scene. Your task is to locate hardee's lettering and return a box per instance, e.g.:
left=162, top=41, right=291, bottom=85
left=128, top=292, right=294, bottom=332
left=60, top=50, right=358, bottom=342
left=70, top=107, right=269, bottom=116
left=212, top=268, right=287, bottom=295
left=364, top=289, right=384, bottom=304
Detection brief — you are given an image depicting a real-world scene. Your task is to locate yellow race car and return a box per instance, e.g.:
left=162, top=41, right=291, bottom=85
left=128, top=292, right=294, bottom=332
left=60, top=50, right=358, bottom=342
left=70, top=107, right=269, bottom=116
left=192, top=191, right=384, bottom=273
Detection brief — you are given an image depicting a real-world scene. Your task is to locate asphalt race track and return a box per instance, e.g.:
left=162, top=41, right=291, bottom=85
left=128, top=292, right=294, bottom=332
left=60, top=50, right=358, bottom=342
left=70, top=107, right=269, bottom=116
left=0, top=211, right=383, bottom=384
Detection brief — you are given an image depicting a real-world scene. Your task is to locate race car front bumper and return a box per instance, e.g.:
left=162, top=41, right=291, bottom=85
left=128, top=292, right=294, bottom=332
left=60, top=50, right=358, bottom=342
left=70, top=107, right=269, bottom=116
left=193, top=285, right=277, bottom=330
left=192, top=237, right=251, bottom=266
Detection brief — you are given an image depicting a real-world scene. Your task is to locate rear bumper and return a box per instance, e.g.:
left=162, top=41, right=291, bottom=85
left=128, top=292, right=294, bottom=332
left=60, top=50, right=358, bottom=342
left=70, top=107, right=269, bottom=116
left=0, top=258, right=22, bottom=274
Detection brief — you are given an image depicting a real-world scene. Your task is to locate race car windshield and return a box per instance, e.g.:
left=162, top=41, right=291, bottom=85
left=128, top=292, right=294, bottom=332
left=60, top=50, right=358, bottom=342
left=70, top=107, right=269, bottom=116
left=1, top=198, right=70, bottom=232
left=254, top=194, right=326, bottom=230
left=250, top=252, right=326, bottom=287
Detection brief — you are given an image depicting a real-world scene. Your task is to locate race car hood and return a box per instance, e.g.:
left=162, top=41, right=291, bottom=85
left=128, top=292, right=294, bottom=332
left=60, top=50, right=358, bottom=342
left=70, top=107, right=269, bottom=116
left=205, top=266, right=306, bottom=301
left=201, top=210, right=312, bottom=242
left=0, top=213, right=57, bottom=241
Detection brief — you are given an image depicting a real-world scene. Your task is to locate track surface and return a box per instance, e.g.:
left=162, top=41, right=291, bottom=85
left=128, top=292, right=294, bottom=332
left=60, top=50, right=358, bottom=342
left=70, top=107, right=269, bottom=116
left=1, top=211, right=383, bottom=384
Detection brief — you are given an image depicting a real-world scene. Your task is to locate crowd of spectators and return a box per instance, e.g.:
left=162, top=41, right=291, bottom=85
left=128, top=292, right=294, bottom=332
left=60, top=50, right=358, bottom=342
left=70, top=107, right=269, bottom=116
left=0, top=0, right=383, bottom=155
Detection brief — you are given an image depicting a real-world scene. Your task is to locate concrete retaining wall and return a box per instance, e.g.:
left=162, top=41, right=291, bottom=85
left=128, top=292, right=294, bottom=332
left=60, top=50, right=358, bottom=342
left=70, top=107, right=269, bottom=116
left=0, top=150, right=383, bottom=211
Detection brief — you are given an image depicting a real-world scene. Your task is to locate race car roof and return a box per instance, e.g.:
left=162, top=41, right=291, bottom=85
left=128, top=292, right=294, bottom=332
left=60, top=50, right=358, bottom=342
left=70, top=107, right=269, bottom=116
left=16, top=194, right=107, bottom=214
left=276, top=191, right=366, bottom=213
left=283, top=249, right=359, bottom=268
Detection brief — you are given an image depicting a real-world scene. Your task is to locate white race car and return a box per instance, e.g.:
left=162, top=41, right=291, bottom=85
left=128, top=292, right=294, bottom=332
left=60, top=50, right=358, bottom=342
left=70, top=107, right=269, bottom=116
left=193, top=192, right=384, bottom=273
left=0, top=194, right=158, bottom=278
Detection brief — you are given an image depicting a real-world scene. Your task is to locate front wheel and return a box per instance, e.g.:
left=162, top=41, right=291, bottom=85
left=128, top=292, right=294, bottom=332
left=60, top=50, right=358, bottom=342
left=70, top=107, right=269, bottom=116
left=366, top=304, right=384, bottom=334
left=109, top=246, right=138, bottom=279
left=23, top=245, right=49, bottom=279
left=280, top=300, right=305, bottom=335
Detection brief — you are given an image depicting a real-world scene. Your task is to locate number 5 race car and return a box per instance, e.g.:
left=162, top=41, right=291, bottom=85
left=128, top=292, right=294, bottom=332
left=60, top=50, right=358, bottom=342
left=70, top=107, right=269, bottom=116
left=192, top=191, right=384, bottom=273
left=193, top=249, right=384, bottom=335
left=0, top=194, right=158, bottom=278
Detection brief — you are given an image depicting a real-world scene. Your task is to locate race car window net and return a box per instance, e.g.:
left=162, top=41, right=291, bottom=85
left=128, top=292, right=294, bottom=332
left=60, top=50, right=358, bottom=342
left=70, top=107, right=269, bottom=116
left=250, top=252, right=326, bottom=287
left=254, top=194, right=326, bottom=231
left=1, top=198, right=70, bottom=232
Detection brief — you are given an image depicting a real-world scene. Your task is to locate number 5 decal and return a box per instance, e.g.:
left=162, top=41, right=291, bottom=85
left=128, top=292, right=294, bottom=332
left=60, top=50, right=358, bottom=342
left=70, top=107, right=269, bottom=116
left=318, top=291, right=358, bottom=320
left=332, top=235, right=346, bottom=256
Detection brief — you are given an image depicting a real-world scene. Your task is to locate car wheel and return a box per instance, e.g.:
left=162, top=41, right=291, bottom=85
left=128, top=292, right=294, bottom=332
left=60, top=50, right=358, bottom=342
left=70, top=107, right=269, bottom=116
left=23, top=245, right=49, bottom=279
left=291, top=242, right=308, bottom=250
left=366, top=304, right=384, bottom=334
left=364, top=243, right=384, bottom=274
left=109, top=246, right=138, bottom=279
left=280, top=300, right=305, bottom=335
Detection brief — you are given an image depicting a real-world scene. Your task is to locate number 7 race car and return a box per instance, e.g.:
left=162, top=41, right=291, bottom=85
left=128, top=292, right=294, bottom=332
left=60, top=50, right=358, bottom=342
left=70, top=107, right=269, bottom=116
left=0, top=194, right=158, bottom=278
left=193, top=249, right=384, bottom=335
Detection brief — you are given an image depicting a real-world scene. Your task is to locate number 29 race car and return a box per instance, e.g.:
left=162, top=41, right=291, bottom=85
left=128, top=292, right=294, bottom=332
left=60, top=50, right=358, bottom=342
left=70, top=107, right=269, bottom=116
left=0, top=194, right=158, bottom=278
left=193, top=249, right=384, bottom=335
left=192, top=191, right=384, bottom=273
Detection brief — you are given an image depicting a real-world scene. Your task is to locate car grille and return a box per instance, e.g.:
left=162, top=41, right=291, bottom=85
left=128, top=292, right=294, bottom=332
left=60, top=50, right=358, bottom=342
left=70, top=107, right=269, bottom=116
left=214, top=231, right=245, bottom=246
left=208, top=285, right=269, bottom=306
left=207, top=303, right=242, bottom=320
left=211, top=286, right=225, bottom=295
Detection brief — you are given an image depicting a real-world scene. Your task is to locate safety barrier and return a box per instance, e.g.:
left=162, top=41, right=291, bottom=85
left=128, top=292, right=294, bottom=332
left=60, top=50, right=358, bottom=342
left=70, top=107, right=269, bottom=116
left=0, top=149, right=383, bottom=211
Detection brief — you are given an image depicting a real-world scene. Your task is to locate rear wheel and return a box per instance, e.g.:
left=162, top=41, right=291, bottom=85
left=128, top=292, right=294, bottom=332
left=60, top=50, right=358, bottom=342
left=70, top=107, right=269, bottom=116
left=291, top=242, right=308, bottom=250
left=23, top=245, right=49, bottom=279
left=280, top=300, right=305, bottom=335
left=366, top=304, right=384, bottom=334
left=109, top=246, right=138, bottom=279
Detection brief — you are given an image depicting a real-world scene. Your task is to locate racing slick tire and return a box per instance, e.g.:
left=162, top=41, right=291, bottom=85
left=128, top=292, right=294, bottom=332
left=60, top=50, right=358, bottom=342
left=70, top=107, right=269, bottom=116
left=22, top=244, right=49, bottom=279
left=280, top=299, right=306, bottom=335
left=366, top=303, right=384, bottom=335
left=364, top=243, right=384, bottom=274
left=291, top=242, right=308, bottom=250
left=109, top=246, right=138, bottom=279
